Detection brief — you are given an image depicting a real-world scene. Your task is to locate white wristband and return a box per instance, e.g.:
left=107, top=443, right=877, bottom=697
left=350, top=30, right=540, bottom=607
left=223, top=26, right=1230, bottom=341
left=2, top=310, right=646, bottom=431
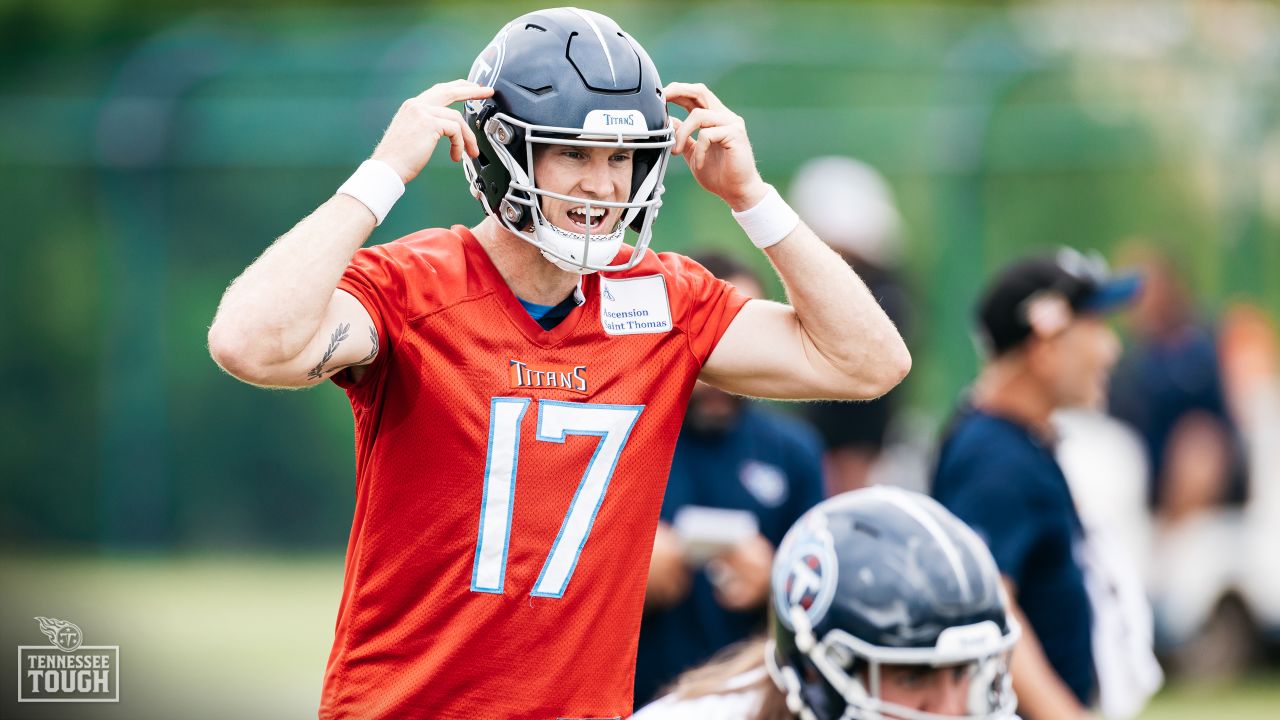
left=336, top=159, right=405, bottom=226
left=731, top=184, right=800, bottom=250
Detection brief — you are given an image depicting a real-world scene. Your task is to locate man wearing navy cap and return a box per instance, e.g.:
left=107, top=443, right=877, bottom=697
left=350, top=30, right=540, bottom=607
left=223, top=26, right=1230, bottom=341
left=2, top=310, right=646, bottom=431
left=932, top=248, right=1140, bottom=720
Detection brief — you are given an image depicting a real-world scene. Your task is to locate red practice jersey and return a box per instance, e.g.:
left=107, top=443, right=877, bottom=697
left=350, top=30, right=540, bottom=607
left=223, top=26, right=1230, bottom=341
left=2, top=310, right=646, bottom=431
left=320, top=226, right=748, bottom=719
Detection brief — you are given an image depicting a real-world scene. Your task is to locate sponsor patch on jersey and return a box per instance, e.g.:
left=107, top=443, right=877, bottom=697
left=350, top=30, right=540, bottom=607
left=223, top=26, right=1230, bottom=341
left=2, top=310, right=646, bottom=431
left=600, top=275, right=672, bottom=336
left=509, top=359, right=589, bottom=395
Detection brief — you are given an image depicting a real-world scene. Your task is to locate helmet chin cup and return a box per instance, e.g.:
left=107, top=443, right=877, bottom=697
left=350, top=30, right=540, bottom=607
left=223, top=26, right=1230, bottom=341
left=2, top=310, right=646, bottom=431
left=541, top=249, right=595, bottom=275
left=533, top=219, right=626, bottom=275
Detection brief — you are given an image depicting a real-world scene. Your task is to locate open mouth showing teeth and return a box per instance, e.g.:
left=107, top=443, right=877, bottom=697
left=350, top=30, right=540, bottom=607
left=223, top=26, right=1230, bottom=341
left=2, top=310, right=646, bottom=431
left=567, top=206, right=608, bottom=231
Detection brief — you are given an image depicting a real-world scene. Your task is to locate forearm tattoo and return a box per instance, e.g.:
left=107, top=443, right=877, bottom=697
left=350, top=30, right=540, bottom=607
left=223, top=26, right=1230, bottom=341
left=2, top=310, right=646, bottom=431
left=306, top=323, right=350, bottom=380
left=329, top=327, right=379, bottom=375
left=307, top=324, right=378, bottom=380
left=360, top=326, right=379, bottom=363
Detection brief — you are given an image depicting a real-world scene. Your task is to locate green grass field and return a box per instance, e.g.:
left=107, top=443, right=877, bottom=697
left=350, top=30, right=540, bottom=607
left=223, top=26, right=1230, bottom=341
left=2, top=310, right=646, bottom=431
left=1, top=554, right=1276, bottom=719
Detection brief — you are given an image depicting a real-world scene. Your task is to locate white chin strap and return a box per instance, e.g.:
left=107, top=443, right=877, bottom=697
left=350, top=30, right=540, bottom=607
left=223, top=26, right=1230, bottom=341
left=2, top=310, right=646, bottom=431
left=535, top=220, right=626, bottom=275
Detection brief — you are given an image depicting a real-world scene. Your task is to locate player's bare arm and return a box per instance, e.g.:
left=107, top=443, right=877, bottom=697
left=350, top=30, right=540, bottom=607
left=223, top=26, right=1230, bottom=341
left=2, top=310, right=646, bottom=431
left=207, top=80, right=493, bottom=388
left=663, top=81, right=911, bottom=400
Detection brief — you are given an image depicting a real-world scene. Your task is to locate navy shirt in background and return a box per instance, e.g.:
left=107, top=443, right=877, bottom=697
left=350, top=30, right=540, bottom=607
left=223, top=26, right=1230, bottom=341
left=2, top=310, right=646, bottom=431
left=633, top=403, right=825, bottom=705
left=1108, top=325, right=1246, bottom=508
left=932, top=407, right=1095, bottom=708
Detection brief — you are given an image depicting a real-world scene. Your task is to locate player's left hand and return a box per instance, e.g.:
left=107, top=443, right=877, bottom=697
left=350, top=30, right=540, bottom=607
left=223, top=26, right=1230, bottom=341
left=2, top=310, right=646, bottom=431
left=664, top=82, right=769, bottom=212
left=706, top=532, right=773, bottom=611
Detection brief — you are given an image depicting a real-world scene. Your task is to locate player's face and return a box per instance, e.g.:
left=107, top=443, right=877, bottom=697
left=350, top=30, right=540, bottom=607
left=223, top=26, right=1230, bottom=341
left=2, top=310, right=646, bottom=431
left=876, top=663, right=973, bottom=716
left=532, top=144, right=633, bottom=235
left=1043, top=315, right=1121, bottom=409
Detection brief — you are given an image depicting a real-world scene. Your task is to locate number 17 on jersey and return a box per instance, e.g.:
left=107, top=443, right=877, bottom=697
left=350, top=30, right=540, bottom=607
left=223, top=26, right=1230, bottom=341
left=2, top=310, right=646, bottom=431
left=471, top=398, right=644, bottom=598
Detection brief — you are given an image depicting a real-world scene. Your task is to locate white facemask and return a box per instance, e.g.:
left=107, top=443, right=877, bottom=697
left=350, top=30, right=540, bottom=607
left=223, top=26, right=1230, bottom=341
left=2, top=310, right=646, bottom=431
left=476, top=110, right=673, bottom=275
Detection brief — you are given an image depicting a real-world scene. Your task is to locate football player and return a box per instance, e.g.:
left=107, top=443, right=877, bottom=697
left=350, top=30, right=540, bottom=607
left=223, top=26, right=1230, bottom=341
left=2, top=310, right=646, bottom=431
left=634, top=486, right=1020, bottom=720
left=207, top=7, right=909, bottom=719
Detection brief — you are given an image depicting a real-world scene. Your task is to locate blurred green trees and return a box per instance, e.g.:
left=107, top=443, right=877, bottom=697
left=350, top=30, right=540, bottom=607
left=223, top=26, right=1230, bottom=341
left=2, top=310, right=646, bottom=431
left=3, top=1, right=1277, bottom=547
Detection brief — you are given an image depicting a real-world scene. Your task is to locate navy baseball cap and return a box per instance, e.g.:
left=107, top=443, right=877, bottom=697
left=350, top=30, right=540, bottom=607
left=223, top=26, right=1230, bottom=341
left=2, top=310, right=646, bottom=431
left=976, top=248, right=1141, bottom=357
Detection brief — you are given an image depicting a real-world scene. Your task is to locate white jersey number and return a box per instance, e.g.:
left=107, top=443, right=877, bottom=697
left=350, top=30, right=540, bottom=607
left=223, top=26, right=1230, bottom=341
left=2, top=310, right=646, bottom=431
left=471, top=398, right=644, bottom=598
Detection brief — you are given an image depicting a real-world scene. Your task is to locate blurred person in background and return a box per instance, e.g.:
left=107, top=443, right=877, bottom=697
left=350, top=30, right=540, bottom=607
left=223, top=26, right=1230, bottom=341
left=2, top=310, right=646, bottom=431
left=1105, top=243, right=1253, bottom=679
left=1108, top=242, right=1247, bottom=524
left=788, top=157, right=915, bottom=495
left=634, top=486, right=1020, bottom=720
left=932, top=249, right=1146, bottom=720
left=1220, top=304, right=1280, bottom=522
left=1119, top=263, right=1280, bottom=680
left=635, top=251, right=826, bottom=706
left=1051, top=408, right=1164, bottom=718
left=204, top=7, right=909, bottom=718
left=1218, top=305, right=1280, bottom=655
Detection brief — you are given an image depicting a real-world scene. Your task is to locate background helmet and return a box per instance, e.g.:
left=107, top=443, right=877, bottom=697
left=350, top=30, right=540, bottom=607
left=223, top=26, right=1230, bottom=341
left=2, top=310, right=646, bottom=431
left=462, top=7, right=673, bottom=273
left=767, top=486, right=1020, bottom=720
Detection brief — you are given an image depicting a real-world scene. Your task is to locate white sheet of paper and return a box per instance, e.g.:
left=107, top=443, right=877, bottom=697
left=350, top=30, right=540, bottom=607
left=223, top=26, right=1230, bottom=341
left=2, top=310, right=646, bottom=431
left=673, top=505, right=759, bottom=566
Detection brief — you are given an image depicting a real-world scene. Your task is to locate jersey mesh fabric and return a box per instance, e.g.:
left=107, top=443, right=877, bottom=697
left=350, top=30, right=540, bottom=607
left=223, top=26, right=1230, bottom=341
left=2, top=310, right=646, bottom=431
left=320, top=226, right=748, bottom=720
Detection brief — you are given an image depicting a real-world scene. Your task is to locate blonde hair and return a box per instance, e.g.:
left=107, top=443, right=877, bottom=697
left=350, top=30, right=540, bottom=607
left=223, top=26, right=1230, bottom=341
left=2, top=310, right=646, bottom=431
left=663, top=636, right=794, bottom=720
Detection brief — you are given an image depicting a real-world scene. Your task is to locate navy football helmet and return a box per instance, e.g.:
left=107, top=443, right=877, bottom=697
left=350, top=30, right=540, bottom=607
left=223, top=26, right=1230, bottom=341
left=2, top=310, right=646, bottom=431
left=766, top=486, right=1019, bottom=720
left=462, top=7, right=674, bottom=273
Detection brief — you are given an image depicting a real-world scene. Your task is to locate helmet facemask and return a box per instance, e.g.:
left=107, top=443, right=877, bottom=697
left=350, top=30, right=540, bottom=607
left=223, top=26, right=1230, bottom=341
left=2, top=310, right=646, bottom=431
left=472, top=110, right=673, bottom=274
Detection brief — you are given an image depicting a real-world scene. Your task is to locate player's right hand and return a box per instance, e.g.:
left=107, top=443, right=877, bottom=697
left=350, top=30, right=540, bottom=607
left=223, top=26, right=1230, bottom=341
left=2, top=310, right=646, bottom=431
left=370, top=79, right=494, bottom=184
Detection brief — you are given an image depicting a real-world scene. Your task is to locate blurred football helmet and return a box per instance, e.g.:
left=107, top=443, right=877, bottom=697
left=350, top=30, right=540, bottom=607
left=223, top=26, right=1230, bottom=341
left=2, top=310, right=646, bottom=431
left=766, top=486, right=1020, bottom=720
left=462, top=7, right=674, bottom=274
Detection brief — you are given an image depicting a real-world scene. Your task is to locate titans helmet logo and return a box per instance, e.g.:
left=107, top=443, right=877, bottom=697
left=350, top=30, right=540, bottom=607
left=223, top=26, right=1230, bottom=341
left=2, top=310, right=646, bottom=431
left=773, top=532, right=839, bottom=629
left=467, top=24, right=509, bottom=114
